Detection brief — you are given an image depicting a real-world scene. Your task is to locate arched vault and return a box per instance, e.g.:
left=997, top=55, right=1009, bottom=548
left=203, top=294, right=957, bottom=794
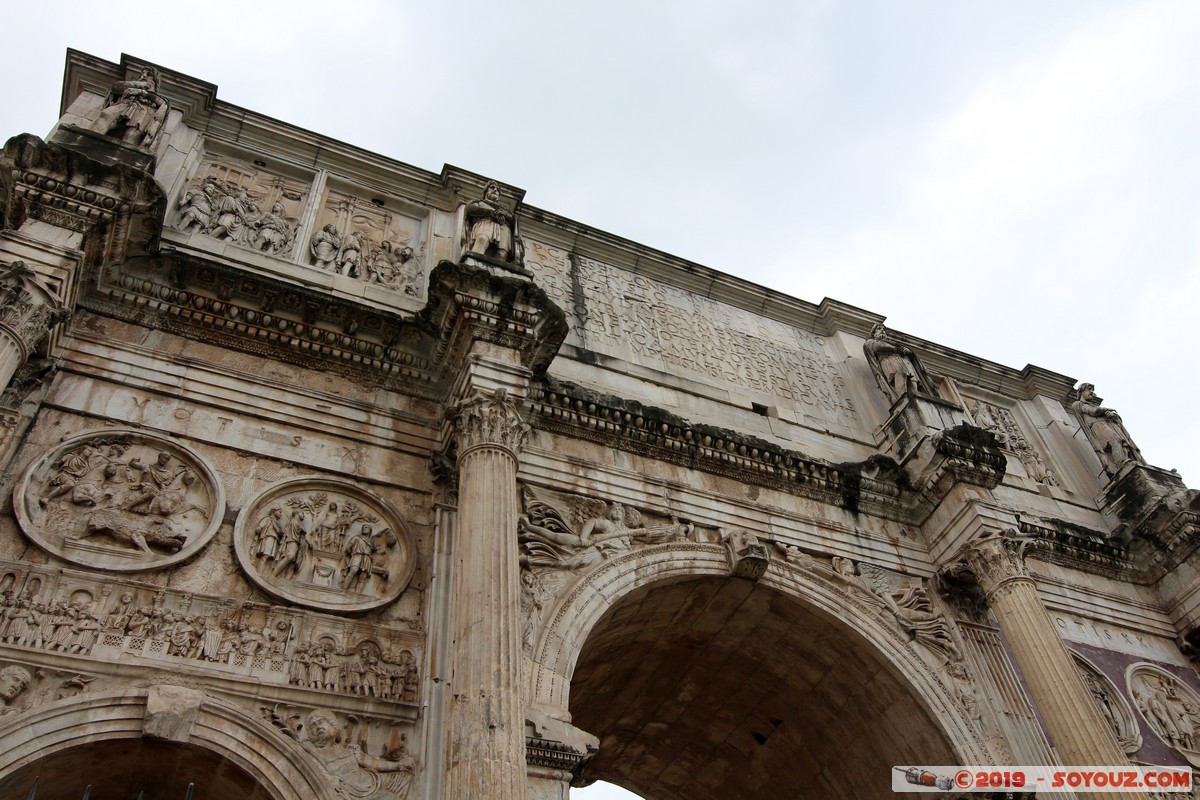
left=527, top=543, right=992, bottom=799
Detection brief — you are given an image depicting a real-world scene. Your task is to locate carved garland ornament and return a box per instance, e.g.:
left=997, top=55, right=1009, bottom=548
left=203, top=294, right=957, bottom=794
left=234, top=478, right=416, bottom=613
left=14, top=429, right=225, bottom=572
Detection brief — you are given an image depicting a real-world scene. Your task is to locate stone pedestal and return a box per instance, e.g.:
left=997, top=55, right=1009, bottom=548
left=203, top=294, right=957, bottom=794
left=50, top=124, right=157, bottom=173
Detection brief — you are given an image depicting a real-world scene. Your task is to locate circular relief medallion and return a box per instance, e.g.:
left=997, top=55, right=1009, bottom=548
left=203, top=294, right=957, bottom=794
left=234, top=478, right=415, bottom=613
left=14, top=429, right=225, bottom=572
left=1127, top=663, right=1200, bottom=766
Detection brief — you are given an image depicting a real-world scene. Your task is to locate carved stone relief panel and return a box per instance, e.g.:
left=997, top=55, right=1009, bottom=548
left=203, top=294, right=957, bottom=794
left=264, top=705, right=416, bottom=799
left=517, top=486, right=696, bottom=650
left=966, top=398, right=1057, bottom=486
left=14, top=429, right=225, bottom=572
left=234, top=479, right=416, bottom=613
left=173, top=153, right=311, bottom=257
left=0, top=657, right=93, bottom=718
left=0, top=559, right=423, bottom=710
left=775, top=544, right=964, bottom=665
left=287, top=620, right=422, bottom=705
left=1072, top=652, right=1141, bottom=756
left=308, top=185, right=428, bottom=297
left=1128, top=663, right=1200, bottom=765
left=518, top=486, right=694, bottom=572
left=522, top=239, right=858, bottom=426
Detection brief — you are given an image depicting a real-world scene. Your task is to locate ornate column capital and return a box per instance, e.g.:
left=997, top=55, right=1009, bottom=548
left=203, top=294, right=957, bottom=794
left=0, top=261, right=70, bottom=360
left=957, top=528, right=1038, bottom=599
left=447, top=389, right=529, bottom=458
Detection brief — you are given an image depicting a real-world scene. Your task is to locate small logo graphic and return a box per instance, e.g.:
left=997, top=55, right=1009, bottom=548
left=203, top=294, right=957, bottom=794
left=893, top=765, right=1192, bottom=793
left=893, top=767, right=954, bottom=791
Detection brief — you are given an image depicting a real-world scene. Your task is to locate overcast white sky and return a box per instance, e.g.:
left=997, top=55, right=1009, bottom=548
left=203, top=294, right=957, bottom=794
left=1, top=4, right=1197, bottom=795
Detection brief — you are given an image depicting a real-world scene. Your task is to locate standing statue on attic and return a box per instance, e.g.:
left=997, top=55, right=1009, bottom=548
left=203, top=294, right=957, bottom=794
left=90, top=67, right=169, bottom=149
left=463, top=181, right=523, bottom=266
left=863, top=323, right=935, bottom=402
left=1071, top=383, right=1143, bottom=477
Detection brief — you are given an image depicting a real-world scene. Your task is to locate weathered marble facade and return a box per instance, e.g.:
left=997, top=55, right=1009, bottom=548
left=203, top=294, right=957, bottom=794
left=0, top=50, right=1197, bottom=800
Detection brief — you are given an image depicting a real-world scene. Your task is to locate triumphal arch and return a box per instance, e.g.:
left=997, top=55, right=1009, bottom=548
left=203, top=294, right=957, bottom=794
left=0, top=51, right=1196, bottom=800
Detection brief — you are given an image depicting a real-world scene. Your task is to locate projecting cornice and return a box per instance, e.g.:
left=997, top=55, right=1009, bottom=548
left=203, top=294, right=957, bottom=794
left=528, top=375, right=1013, bottom=526
left=81, top=251, right=568, bottom=402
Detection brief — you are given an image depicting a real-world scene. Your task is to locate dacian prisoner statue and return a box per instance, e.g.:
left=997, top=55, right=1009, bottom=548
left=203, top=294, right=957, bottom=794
left=1071, top=383, right=1143, bottom=477
left=862, top=323, right=936, bottom=402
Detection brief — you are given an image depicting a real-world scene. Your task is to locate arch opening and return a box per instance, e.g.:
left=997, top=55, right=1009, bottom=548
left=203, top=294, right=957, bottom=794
left=0, top=738, right=274, bottom=799
left=568, top=576, right=958, bottom=800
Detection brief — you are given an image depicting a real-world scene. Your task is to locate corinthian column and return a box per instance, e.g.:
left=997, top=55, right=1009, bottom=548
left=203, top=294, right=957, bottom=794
left=961, top=530, right=1140, bottom=800
left=444, top=388, right=530, bottom=800
left=0, top=261, right=68, bottom=395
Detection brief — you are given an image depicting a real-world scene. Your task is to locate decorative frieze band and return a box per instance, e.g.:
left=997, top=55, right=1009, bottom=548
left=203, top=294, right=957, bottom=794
left=0, top=558, right=422, bottom=714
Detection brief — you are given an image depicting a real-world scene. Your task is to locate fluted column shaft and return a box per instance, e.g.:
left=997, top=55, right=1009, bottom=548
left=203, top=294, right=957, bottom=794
left=965, top=532, right=1140, bottom=800
left=444, top=390, right=529, bottom=800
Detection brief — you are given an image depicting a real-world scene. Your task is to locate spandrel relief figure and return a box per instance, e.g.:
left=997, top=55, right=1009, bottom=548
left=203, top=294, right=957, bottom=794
left=944, top=662, right=985, bottom=729
left=518, top=488, right=692, bottom=572
left=1076, top=658, right=1140, bottom=754
left=90, top=67, right=169, bottom=149
left=520, top=569, right=554, bottom=652
left=863, top=323, right=936, bottom=402
left=1071, top=383, right=1143, bottom=477
left=16, top=432, right=224, bottom=572
left=853, top=561, right=962, bottom=663
left=269, top=708, right=414, bottom=800
left=234, top=481, right=415, bottom=613
left=0, top=664, right=32, bottom=710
